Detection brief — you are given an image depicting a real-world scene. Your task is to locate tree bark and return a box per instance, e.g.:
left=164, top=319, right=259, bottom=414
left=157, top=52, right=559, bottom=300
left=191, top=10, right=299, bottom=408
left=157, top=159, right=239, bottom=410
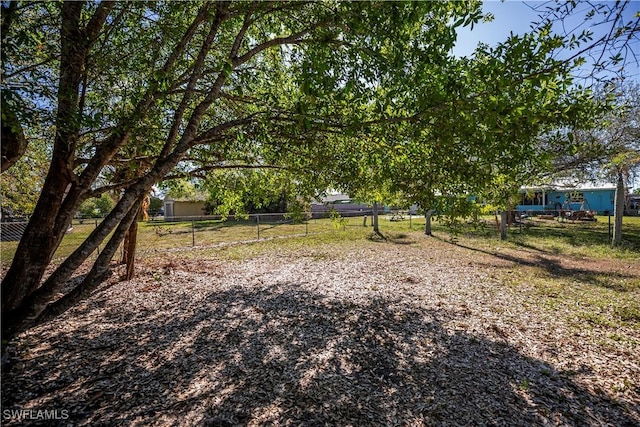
left=1, top=102, right=27, bottom=173
left=424, top=209, right=435, bottom=236
left=124, top=218, right=138, bottom=280
left=33, top=197, right=143, bottom=328
left=1, top=2, right=86, bottom=313
left=372, top=201, right=380, bottom=234
left=122, top=198, right=143, bottom=280
left=612, top=171, right=625, bottom=248
left=3, top=198, right=143, bottom=338
left=500, top=210, right=508, bottom=240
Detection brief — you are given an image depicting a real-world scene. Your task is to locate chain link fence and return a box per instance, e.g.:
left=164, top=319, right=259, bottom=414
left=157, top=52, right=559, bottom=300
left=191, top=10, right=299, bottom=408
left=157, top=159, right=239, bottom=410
left=2, top=211, right=424, bottom=267
left=1, top=219, right=106, bottom=267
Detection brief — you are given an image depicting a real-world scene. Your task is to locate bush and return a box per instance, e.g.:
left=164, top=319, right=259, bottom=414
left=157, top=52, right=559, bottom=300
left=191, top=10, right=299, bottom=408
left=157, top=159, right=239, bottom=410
left=77, top=193, right=115, bottom=219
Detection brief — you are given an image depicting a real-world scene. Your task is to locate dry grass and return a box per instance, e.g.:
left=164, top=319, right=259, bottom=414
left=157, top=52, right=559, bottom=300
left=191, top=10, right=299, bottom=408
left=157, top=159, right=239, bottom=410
left=2, top=224, right=639, bottom=426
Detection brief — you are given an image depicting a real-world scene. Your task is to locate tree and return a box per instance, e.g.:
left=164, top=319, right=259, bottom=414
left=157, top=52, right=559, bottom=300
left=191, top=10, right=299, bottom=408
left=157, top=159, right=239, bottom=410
left=1, top=1, right=490, bottom=336
left=148, top=196, right=163, bottom=217
left=77, top=193, right=115, bottom=219
left=544, top=83, right=640, bottom=247
left=608, top=151, right=640, bottom=247
left=1, top=1, right=637, bottom=338
left=0, top=137, right=48, bottom=219
left=201, top=169, right=308, bottom=216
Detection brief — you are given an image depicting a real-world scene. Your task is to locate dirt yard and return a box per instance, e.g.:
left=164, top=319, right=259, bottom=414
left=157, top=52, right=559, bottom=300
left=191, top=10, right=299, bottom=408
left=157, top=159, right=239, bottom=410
left=2, top=232, right=639, bottom=426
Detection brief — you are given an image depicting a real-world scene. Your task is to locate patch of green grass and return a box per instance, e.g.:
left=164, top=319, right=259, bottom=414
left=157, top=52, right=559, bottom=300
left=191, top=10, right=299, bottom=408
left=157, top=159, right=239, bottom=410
left=516, top=379, right=531, bottom=391
left=441, top=215, right=640, bottom=260
left=614, top=304, right=640, bottom=323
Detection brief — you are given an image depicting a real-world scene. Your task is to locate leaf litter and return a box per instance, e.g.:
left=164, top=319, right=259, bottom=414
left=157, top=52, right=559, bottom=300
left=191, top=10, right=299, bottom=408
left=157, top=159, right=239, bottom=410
left=2, top=235, right=639, bottom=426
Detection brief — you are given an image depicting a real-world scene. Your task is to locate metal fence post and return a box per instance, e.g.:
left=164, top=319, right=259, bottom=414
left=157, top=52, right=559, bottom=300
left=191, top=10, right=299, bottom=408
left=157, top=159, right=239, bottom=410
left=305, top=221, right=308, bottom=236
left=95, top=219, right=101, bottom=256
left=257, top=214, right=260, bottom=239
left=192, top=220, right=195, bottom=246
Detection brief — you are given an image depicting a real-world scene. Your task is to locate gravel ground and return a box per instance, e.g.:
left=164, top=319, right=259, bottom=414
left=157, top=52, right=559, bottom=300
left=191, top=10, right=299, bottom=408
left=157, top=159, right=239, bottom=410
left=2, top=235, right=639, bottom=426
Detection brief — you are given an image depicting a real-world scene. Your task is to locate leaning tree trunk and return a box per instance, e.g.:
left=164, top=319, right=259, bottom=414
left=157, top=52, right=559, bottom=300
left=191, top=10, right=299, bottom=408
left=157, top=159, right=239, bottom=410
left=122, top=195, right=145, bottom=280
left=2, top=198, right=143, bottom=338
left=612, top=171, right=625, bottom=248
left=2, top=182, right=146, bottom=338
left=1, top=2, right=86, bottom=313
left=1, top=1, right=114, bottom=315
left=33, top=197, right=144, bottom=328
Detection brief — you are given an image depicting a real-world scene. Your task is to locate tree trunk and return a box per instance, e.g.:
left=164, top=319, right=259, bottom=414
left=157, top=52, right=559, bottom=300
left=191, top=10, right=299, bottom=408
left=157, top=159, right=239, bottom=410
left=612, top=172, right=625, bottom=248
left=1, top=103, right=27, bottom=173
left=3, top=198, right=143, bottom=338
left=122, top=201, right=142, bottom=280
left=424, top=209, right=435, bottom=236
left=124, top=219, right=138, bottom=280
left=372, top=202, right=380, bottom=234
left=1, top=2, right=86, bottom=313
left=33, top=197, right=143, bottom=327
left=500, top=210, right=508, bottom=240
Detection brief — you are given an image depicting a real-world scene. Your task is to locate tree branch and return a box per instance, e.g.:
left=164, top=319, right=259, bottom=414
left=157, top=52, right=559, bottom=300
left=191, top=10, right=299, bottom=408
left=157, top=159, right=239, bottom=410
left=83, top=1, right=115, bottom=47
left=159, top=2, right=230, bottom=161
left=164, top=164, right=290, bottom=180
left=233, top=19, right=331, bottom=66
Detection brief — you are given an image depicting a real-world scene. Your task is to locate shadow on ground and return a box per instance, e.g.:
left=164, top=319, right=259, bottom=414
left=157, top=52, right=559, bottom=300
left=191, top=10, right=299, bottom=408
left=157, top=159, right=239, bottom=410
left=2, top=283, right=637, bottom=426
left=437, top=236, right=640, bottom=292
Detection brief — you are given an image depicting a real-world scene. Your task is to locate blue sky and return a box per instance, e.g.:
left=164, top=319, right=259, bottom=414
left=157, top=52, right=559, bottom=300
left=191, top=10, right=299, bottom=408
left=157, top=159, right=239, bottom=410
left=454, top=1, right=640, bottom=82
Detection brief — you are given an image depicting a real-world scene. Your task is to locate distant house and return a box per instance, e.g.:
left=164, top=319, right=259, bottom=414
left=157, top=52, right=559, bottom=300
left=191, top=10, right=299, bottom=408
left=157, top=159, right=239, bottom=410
left=630, top=194, right=640, bottom=210
left=516, top=185, right=620, bottom=215
left=163, top=196, right=207, bottom=220
left=310, top=193, right=371, bottom=217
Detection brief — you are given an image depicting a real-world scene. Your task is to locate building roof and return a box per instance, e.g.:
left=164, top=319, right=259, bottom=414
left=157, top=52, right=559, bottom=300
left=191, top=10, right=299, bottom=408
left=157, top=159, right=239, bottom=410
left=522, top=180, right=621, bottom=192
left=311, top=193, right=353, bottom=204
left=164, top=196, right=207, bottom=203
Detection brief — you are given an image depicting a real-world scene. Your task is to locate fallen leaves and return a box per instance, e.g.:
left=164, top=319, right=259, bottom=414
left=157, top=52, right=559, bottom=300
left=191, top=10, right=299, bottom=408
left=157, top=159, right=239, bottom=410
left=2, top=237, right=639, bottom=426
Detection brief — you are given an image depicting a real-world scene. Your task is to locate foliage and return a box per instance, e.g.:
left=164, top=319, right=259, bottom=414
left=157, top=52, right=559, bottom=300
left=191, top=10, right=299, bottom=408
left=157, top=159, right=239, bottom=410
left=148, top=197, right=163, bottom=216
left=329, top=208, right=346, bottom=230
left=163, top=180, right=201, bottom=201
left=203, top=169, right=309, bottom=217
left=283, top=198, right=311, bottom=224
left=77, top=193, right=115, bottom=219
left=546, top=82, right=640, bottom=184
left=0, top=148, right=47, bottom=218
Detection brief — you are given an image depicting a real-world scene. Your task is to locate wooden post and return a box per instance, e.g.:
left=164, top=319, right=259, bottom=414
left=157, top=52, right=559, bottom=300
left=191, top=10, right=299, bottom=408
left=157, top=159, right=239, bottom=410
left=612, top=172, right=625, bottom=248
left=500, top=210, right=508, bottom=240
